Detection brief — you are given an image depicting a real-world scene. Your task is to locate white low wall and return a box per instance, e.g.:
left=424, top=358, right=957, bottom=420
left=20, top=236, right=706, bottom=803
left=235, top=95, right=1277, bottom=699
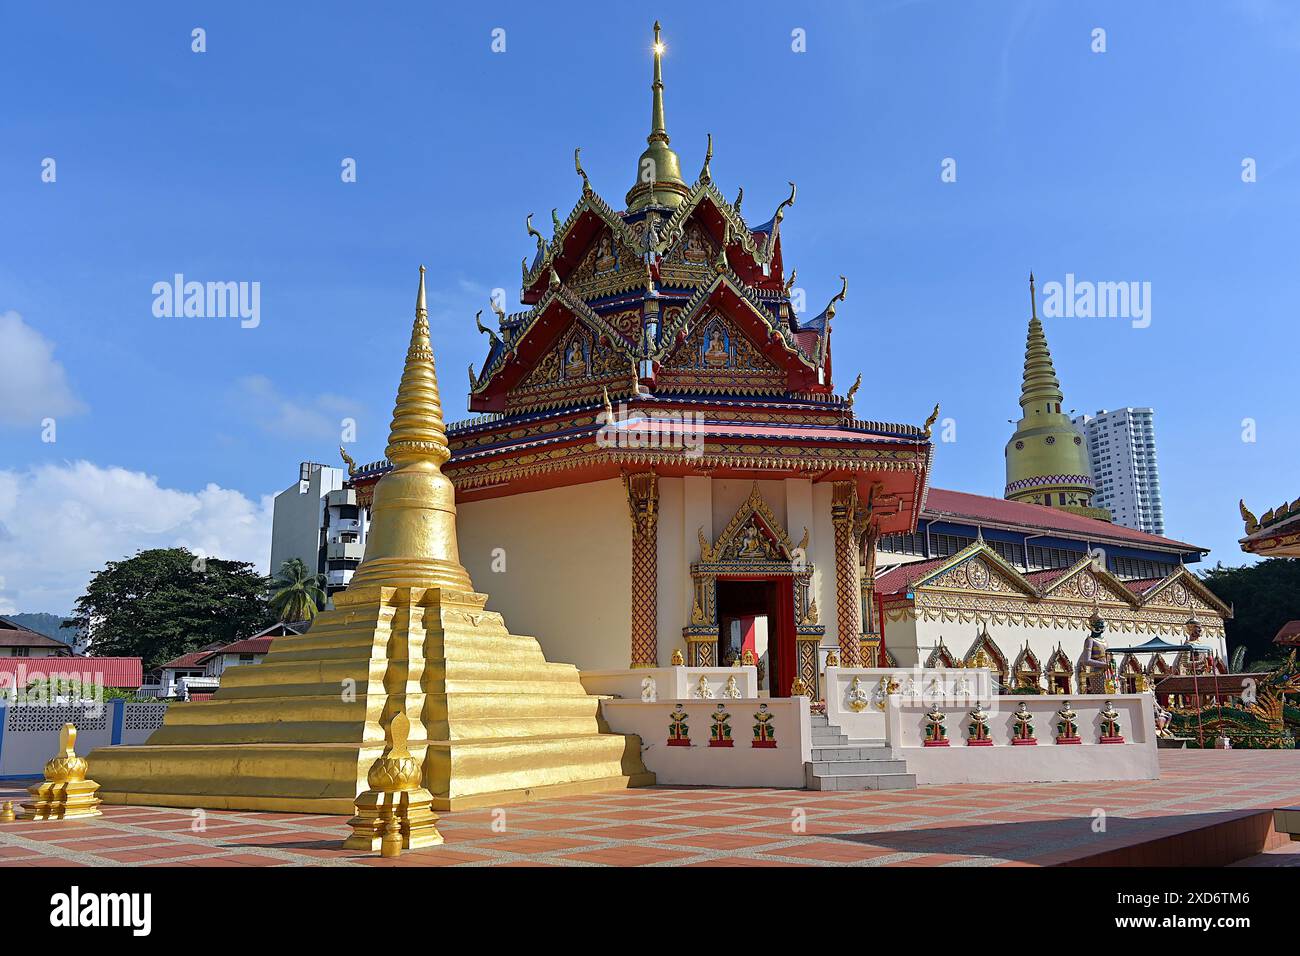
left=600, top=695, right=811, bottom=788
left=581, top=666, right=759, bottom=702
left=0, top=701, right=168, bottom=778
left=888, top=693, right=1158, bottom=785
left=825, top=667, right=997, bottom=742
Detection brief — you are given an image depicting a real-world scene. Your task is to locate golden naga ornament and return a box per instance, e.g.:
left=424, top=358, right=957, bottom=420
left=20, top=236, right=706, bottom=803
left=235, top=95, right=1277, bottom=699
left=20, top=723, right=102, bottom=821
left=343, top=712, right=443, bottom=854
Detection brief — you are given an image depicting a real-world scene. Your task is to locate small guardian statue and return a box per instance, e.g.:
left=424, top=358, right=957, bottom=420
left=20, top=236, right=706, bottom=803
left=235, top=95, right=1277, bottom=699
left=1011, top=701, right=1037, bottom=745
left=709, top=703, right=734, bottom=747
left=752, top=704, right=777, bottom=748
left=1098, top=700, right=1125, bottom=744
left=924, top=705, right=950, bottom=747
left=667, top=705, right=691, bottom=746
left=723, top=675, right=742, bottom=699
left=847, top=675, right=871, bottom=712
left=966, top=703, right=993, bottom=746
left=1055, top=700, right=1081, bottom=744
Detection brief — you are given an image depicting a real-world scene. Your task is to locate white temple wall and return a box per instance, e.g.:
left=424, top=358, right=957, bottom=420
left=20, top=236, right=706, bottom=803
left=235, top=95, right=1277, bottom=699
left=456, top=478, right=631, bottom=670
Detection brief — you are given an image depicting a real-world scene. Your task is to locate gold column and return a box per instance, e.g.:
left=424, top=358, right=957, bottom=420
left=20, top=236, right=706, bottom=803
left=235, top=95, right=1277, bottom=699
left=626, top=470, right=659, bottom=667
left=89, top=267, right=654, bottom=813
left=859, top=523, right=881, bottom=667
left=831, top=482, right=863, bottom=667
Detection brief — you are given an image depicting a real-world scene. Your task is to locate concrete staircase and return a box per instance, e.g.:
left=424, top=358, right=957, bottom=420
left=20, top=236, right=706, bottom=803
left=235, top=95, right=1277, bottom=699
left=804, top=714, right=916, bottom=791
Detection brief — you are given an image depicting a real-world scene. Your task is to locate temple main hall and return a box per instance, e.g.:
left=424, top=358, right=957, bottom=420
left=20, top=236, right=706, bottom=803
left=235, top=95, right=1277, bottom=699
left=348, top=23, right=1228, bottom=702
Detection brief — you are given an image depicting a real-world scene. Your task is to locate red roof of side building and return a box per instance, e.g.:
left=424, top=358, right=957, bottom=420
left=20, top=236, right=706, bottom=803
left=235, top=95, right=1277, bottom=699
left=210, top=636, right=275, bottom=656
left=0, top=618, right=76, bottom=652
left=876, top=557, right=952, bottom=596
left=0, top=656, right=142, bottom=689
left=159, top=648, right=220, bottom=670
left=1274, top=620, right=1300, bottom=646
left=922, top=488, right=1204, bottom=553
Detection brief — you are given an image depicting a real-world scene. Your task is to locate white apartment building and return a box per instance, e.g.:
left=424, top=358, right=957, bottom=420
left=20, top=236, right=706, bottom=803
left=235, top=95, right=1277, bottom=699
left=269, top=462, right=370, bottom=597
left=1071, top=408, right=1165, bottom=535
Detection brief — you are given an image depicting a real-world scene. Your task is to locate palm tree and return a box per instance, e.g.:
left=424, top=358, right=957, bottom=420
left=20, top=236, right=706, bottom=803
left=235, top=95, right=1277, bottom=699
left=270, top=558, right=326, bottom=622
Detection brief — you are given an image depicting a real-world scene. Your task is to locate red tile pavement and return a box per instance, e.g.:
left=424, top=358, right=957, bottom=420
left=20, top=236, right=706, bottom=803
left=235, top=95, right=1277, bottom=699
left=0, top=750, right=1297, bottom=867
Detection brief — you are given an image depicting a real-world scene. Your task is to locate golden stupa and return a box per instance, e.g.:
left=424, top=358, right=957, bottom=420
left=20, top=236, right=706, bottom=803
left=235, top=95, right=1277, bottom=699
left=89, top=267, right=654, bottom=813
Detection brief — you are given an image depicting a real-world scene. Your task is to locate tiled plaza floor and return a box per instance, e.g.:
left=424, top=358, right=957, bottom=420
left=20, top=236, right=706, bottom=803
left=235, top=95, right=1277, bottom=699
left=0, top=750, right=1296, bottom=867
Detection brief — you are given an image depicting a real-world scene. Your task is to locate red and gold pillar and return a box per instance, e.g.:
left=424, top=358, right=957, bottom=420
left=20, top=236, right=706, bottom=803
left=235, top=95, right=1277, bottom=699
left=625, top=471, right=659, bottom=667
left=831, top=481, right=863, bottom=667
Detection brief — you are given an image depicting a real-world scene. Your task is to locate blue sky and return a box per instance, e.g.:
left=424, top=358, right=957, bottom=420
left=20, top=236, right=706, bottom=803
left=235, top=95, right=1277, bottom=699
left=1, top=0, right=1296, bottom=613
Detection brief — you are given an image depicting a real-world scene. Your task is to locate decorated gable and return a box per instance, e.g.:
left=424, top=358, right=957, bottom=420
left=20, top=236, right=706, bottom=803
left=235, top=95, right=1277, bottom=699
left=1039, top=563, right=1138, bottom=608
left=659, top=310, right=785, bottom=393
left=700, top=483, right=803, bottom=565
left=508, top=319, right=628, bottom=412
left=566, top=226, right=644, bottom=299
left=921, top=551, right=1035, bottom=598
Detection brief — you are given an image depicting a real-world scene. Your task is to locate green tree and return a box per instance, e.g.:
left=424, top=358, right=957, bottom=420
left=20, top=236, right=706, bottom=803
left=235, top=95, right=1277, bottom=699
left=1200, top=559, right=1300, bottom=669
left=67, top=548, right=275, bottom=670
left=269, top=557, right=326, bottom=623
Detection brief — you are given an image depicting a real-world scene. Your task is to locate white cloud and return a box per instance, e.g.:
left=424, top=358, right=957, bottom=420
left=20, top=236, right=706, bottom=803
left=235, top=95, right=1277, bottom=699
left=233, top=374, right=363, bottom=442
left=0, top=310, right=86, bottom=427
left=0, top=460, right=273, bottom=615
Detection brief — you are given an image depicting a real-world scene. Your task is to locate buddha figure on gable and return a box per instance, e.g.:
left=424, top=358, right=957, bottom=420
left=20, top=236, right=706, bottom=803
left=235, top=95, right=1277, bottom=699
left=704, top=326, right=729, bottom=367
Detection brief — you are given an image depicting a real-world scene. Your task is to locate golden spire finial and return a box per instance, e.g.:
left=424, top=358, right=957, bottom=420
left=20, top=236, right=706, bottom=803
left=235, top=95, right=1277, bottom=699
left=627, top=21, right=686, bottom=211
left=1029, top=270, right=1037, bottom=321
left=700, top=133, right=713, bottom=183
left=384, top=265, right=449, bottom=467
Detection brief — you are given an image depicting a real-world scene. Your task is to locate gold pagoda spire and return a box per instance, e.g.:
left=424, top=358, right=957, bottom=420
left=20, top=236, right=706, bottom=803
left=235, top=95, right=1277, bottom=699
left=383, top=265, right=450, bottom=467
left=349, top=265, right=471, bottom=591
left=626, top=21, right=688, bottom=212
left=1017, top=271, right=1064, bottom=415
left=1004, top=271, right=1106, bottom=519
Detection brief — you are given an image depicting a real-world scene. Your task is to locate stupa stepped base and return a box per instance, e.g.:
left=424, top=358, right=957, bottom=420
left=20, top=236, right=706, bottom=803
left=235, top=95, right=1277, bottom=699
left=90, top=585, right=654, bottom=813
left=92, top=732, right=653, bottom=814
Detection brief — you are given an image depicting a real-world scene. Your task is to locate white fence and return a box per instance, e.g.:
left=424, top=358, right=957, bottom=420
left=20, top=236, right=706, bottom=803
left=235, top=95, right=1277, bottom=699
left=0, top=700, right=168, bottom=778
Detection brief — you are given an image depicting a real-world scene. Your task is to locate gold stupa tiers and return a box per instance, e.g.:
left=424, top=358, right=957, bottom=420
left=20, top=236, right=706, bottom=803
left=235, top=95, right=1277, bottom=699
left=89, top=267, right=654, bottom=814
left=21, top=723, right=102, bottom=821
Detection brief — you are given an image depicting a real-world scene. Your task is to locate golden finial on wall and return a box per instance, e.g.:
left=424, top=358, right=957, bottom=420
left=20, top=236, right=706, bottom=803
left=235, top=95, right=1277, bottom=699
left=19, top=723, right=102, bottom=820
left=343, top=711, right=443, bottom=854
